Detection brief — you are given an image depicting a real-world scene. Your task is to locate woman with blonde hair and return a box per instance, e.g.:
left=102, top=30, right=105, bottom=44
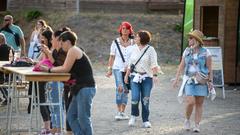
left=28, top=19, right=48, bottom=59
left=172, top=30, right=213, bottom=132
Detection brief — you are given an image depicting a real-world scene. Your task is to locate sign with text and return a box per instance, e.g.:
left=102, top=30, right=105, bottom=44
left=205, top=47, right=224, bottom=86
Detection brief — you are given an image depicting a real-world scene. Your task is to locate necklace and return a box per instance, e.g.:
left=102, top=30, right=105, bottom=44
left=120, top=37, right=130, bottom=47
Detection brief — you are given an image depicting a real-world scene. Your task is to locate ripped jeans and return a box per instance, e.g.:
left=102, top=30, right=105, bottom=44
left=113, top=69, right=128, bottom=105
left=130, top=75, right=153, bottom=122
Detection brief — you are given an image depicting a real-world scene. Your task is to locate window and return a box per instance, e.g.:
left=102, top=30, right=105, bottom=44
left=201, top=6, right=219, bottom=37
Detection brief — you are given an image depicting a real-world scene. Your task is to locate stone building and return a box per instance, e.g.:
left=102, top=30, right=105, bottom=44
left=193, top=0, right=240, bottom=84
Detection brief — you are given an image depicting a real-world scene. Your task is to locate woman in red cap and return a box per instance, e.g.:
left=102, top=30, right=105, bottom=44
left=173, top=30, right=213, bottom=133
left=106, top=21, right=135, bottom=120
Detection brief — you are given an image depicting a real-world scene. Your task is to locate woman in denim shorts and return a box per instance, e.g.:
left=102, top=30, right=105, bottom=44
left=173, top=30, right=213, bottom=133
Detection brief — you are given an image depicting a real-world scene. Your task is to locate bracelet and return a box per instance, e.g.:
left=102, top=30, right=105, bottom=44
left=107, top=66, right=112, bottom=71
left=153, top=74, right=158, bottom=77
left=48, top=68, right=52, bottom=73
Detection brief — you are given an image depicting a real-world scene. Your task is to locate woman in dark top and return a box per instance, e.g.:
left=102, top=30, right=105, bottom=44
left=28, top=28, right=53, bottom=134
left=40, top=31, right=96, bottom=135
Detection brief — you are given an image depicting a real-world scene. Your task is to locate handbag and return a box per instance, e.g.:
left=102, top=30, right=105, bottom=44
left=195, top=72, right=209, bottom=84
left=33, top=58, right=53, bottom=71
left=11, top=57, right=34, bottom=67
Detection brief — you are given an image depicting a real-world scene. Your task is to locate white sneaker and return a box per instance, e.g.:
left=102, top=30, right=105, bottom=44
left=115, top=112, right=122, bottom=121
left=142, top=121, right=152, bottom=128
left=120, top=112, right=129, bottom=120
left=193, top=123, right=200, bottom=132
left=183, top=119, right=191, bottom=131
left=128, top=115, right=136, bottom=126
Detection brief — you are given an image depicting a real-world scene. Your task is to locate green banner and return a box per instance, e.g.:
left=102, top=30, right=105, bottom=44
left=182, top=0, right=194, bottom=51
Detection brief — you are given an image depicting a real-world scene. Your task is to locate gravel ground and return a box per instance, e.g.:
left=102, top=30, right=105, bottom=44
left=0, top=64, right=240, bottom=135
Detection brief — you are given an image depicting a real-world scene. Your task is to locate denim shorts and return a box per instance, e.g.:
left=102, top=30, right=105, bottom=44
left=184, top=83, right=208, bottom=97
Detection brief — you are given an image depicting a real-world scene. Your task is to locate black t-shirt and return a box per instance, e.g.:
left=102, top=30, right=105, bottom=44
left=0, top=44, right=12, bottom=83
left=70, top=53, right=95, bottom=95
left=0, top=44, right=12, bottom=61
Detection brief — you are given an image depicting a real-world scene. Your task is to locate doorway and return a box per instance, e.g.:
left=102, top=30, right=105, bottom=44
left=0, top=0, right=7, bottom=11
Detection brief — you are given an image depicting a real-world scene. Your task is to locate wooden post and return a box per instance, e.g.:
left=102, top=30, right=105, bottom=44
left=77, top=0, right=80, bottom=13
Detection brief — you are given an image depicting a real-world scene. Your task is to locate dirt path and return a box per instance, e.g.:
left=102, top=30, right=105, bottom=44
left=0, top=64, right=240, bottom=135
left=92, top=64, right=240, bottom=135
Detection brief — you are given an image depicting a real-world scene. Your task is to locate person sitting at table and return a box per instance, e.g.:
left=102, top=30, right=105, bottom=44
left=40, top=31, right=96, bottom=135
left=0, top=33, right=14, bottom=106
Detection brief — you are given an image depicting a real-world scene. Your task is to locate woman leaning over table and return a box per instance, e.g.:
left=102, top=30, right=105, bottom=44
left=41, top=28, right=71, bottom=135
left=27, top=28, right=53, bottom=134
left=172, top=30, right=213, bottom=133
left=40, top=31, right=96, bottom=135
left=124, top=30, right=159, bottom=128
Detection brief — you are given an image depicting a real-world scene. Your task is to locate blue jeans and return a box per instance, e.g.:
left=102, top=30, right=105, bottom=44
left=46, top=82, right=64, bottom=128
left=130, top=76, right=153, bottom=122
left=67, top=87, right=96, bottom=135
left=113, top=69, right=128, bottom=105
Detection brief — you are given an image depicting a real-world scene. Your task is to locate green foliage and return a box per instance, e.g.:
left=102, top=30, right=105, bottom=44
left=0, top=11, right=12, bottom=22
left=25, top=10, right=42, bottom=22
left=174, top=23, right=182, bottom=33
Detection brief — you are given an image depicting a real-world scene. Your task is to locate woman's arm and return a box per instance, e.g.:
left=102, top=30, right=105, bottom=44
left=175, top=57, right=185, bottom=80
left=50, top=47, right=82, bottom=73
left=206, top=55, right=213, bottom=82
left=124, top=68, right=131, bottom=84
left=106, top=55, right=115, bottom=77
left=172, top=57, right=185, bottom=88
left=41, top=44, right=54, bottom=63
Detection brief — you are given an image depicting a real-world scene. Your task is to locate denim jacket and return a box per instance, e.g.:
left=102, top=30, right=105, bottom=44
left=184, top=47, right=209, bottom=76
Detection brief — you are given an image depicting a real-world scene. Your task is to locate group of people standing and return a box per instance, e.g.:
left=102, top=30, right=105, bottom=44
left=106, top=21, right=213, bottom=133
left=0, top=14, right=214, bottom=134
left=106, top=21, right=160, bottom=128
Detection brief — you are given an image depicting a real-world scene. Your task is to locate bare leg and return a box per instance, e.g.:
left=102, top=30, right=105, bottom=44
left=194, top=96, right=204, bottom=124
left=185, top=96, right=195, bottom=120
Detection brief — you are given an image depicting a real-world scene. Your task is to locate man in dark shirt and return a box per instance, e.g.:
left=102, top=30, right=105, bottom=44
left=0, top=33, right=13, bottom=105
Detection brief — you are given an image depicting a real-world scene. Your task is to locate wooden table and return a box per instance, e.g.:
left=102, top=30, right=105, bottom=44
left=2, top=66, right=70, bottom=135
left=0, top=61, right=11, bottom=72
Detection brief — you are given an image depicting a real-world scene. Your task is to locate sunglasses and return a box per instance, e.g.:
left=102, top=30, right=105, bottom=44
left=189, top=36, right=194, bottom=40
left=4, top=19, right=10, bottom=22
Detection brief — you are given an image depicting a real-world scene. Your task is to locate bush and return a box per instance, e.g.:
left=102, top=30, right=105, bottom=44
left=25, top=10, right=42, bottom=22
left=174, top=23, right=183, bottom=33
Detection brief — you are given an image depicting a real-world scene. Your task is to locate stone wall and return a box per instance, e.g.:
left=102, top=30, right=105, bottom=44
left=7, top=0, right=183, bottom=12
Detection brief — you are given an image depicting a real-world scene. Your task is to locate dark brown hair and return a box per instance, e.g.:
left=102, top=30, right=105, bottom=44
left=59, top=31, right=77, bottom=46
left=137, top=30, right=151, bottom=45
left=38, top=19, right=47, bottom=28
